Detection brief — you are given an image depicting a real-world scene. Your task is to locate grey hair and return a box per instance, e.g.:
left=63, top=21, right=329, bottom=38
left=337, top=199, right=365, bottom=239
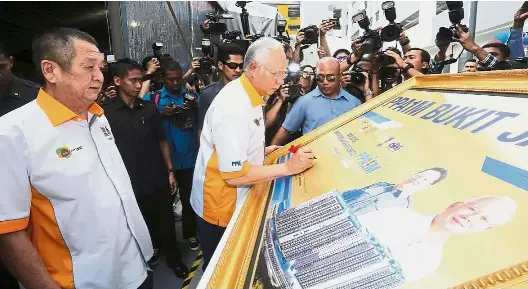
left=243, top=37, right=284, bottom=71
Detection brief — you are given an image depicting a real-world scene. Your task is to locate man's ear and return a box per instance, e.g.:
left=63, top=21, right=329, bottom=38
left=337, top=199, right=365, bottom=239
left=248, top=61, right=258, bottom=72
left=218, top=61, right=224, bottom=72
left=422, top=61, right=429, bottom=70
left=41, top=60, right=60, bottom=84
left=113, top=76, right=121, bottom=86
left=8, top=56, right=14, bottom=69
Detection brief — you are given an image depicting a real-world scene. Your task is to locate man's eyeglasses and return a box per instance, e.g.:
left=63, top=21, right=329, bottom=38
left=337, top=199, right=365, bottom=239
left=260, top=65, right=288, bottom=80
left=301, top=72, right=312, bottom=79
left=223, top=62, right=244, bottom=70
left=316, top=74, right=337, bottom=83
left=336, top=56, right=348, bottom=63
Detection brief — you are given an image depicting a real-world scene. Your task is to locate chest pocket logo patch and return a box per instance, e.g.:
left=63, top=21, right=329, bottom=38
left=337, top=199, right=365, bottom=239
left=56, top=146, right=83, bottom=159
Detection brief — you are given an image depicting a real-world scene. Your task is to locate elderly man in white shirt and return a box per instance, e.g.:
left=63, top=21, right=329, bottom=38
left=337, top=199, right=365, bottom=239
left=357, top=195, right=517, bottom=282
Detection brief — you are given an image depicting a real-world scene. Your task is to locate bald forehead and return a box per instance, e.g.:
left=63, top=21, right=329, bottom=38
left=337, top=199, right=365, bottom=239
left=316, top=57, right=340, bottom=73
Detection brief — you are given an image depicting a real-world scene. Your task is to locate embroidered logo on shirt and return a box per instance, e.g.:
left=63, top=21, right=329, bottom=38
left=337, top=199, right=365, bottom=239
left=232, top=160, right=242, bottom=167
left=100, top=125, right=114, bottom=140
left=56, top=146, right=83, bottom=159
left=254, top=117, right=262, bottom=126
left=100, top=126, right=112, bottom=137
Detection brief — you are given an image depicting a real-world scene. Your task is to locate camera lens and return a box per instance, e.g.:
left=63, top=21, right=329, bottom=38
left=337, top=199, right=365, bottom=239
left=380, top=25, right=401, bottom=42
left=350, top=73, right=365, bottom=85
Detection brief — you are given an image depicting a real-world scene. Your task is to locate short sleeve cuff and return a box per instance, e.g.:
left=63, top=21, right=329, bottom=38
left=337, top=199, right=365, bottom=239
left=281, top=122, right=296, bottom=133
left=220, top=161, right=251, bottom=180
left=0, top=217, right=29, bottom=234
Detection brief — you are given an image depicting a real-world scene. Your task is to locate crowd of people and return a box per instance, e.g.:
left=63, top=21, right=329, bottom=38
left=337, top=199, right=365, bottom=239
left=0, top=2, right=526, bottom=289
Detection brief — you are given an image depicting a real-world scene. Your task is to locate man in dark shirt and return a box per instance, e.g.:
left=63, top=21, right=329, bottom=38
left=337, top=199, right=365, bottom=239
left=197, top=43, right=244, bottom=138
left=0, top=42, right=39, bottom=118
left=102, top=59, right=188, bottom=282
left=0, top=41, right=39, bottom=289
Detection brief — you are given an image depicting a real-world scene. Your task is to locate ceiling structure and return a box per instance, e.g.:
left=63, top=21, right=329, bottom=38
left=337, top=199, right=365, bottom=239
left=0, top=1, right=111, bottom=58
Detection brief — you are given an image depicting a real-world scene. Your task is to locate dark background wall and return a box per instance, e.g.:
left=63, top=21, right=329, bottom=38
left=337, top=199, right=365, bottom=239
left=122, top=1, right=216, bottom=71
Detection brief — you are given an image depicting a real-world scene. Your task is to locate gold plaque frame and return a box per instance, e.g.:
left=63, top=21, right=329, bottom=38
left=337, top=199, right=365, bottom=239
left=204, top=69, right=528, bottom=289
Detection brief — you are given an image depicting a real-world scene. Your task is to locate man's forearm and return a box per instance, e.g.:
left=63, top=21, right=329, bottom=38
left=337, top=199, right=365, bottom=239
left=293, top=45, right=303, bottom=63
left=139, top=79, right=151, bottom=99
left=159, top=140, right=173, bottom=169
left=371, top=73, right=380, bottom=97
left=225, top=163, right=291, bottom=186
left=271, top=127, right=292, bottom=146
left=0, top=231, right=60, bottom=289
left=467, top=43, right=491, bottom=63
left=320, top=35, right=331, bottom=58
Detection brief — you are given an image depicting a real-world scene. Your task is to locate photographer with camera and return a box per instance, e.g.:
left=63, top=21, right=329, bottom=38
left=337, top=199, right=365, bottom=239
left=342, top=58, right=376, bottom=103
left=384, top=48, right=429, bottom=80
left=197, top=43, right=245, bottom=138
left=454, top=28, right=514, bottom=70
left=142, top=60, right=200, bottom=253
left=271, top=57, right=361, bottom=146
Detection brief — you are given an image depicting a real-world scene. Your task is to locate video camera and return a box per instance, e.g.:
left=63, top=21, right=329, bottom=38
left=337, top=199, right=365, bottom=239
left=298, top=25, right=319, bottom=45
left=352, top=10, right=382, bottom=54
left=204, top=12, right=234, bottom=34
left=435, top=1, right=469, bottom=46
left=380, top=1, right=402, bottom=42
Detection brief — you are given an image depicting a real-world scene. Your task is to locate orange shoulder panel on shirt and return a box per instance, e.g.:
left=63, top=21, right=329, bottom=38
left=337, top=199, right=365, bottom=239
left=240, top=74, right=266, bottom=107
left=0, top=217, right=29, bottom=234
left=36, top=89, right=104, bottom=125
left=202, top=150, right=239, bottom=227
left=30, top=187, right=74, bottom=288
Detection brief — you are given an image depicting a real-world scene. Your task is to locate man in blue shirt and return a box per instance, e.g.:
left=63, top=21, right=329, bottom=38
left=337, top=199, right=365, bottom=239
left=143, top=60, right=200, bottom=251
left=271, top=57, right=361, bottom=145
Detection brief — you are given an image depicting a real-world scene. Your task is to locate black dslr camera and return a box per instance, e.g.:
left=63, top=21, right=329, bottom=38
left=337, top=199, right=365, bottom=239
left=376, top=47, right=401, bottom=67
left=298, top=25, right=319, bottom=45
left=436, top=1, right=469, bottom=46
left=352, top=10, right=382, bottom=54
left=347, top=66, right=367, bottom=86
left=380, top=1, right=402, bottom=42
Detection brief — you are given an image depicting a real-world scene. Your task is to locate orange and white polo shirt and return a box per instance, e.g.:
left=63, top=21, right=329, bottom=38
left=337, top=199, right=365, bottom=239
left=0, top=89, right=153, bottom=289
left=191, top=74, right=266, bottom=227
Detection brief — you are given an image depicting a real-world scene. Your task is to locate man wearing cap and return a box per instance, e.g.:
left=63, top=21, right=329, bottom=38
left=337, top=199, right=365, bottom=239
left=0, top=28, right=153, bottom=289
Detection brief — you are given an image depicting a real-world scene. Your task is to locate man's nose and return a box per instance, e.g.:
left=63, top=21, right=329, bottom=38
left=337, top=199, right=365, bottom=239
left=94, top=68, right=104, bottom=83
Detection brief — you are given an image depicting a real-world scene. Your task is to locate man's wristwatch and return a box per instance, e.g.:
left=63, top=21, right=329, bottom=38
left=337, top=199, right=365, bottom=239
left=402, top=63, right=414, bottom=74
left=364, top=90, right=373, bottom=97
left=168, top=168, right=176, bottom=173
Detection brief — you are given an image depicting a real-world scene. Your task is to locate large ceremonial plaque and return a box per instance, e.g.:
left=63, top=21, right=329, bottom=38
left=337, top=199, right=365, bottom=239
left=199, top=70, right=528, bottom=289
